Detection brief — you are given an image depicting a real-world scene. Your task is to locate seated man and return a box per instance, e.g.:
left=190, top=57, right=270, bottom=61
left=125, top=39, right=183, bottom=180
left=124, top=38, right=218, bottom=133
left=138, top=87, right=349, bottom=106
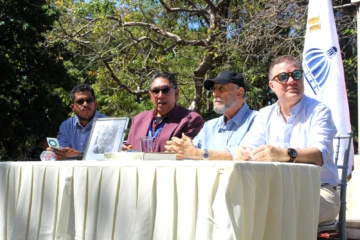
left=236, top=55, right=340, bottom=224
left=122, top=72, right=204, bottom=152
left=51, top=84, right=107, bottom=160
left=164, top=70, right=257, bottom=160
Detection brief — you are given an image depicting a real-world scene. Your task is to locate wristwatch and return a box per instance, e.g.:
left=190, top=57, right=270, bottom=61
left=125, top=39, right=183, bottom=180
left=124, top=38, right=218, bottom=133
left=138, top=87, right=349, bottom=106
left=76, top=152, right=84, bottom=160
left=287, top=148, right=297, bottom=162
left=203, top=149, right=209, bottom=161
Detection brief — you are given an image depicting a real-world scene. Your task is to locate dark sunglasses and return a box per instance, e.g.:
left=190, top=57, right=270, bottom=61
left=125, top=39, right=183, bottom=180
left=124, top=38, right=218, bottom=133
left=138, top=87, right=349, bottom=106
left=75, top=97, right=94, bottom=105
left=149, top=87, right=172, bottom=95
left=272, top=70, right=303, bottom=82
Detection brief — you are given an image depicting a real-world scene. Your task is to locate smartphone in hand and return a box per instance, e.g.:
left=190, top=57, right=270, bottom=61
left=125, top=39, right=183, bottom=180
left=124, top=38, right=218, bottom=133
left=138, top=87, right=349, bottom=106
left=47, top=137, right=60, bottom=149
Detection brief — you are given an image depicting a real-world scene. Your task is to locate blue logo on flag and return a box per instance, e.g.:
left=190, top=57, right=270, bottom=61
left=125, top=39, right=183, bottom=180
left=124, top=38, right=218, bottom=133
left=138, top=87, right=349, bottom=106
left=303, top=46, right=337, bottom=95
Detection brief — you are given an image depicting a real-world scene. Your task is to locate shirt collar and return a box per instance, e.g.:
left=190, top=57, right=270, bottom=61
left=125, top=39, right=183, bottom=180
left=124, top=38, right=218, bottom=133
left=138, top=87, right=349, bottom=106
left=218, top=103, right=250, bottom=128
left=74, top=110, right=99, bottom=128
left=275, top=96, right=304, bottom=116
left=229, top=103, right=250, bottom=127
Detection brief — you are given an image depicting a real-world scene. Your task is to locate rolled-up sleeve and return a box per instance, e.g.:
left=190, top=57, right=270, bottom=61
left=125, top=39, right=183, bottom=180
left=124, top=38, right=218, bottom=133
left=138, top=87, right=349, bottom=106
left=307, top=104, right=337, bottom=164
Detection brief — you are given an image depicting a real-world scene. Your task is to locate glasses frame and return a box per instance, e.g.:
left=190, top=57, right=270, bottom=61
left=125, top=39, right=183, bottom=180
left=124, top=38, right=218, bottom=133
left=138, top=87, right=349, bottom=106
left=75, top=97, right=95, bottom=106
left=272, top=70, right=303, bottom=82
left=149, top=86, right=172, bottom=96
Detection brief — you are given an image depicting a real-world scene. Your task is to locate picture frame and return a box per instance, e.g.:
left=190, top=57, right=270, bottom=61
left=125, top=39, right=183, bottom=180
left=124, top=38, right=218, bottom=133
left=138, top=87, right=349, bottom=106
left=83, top=117, right=129, bottom=160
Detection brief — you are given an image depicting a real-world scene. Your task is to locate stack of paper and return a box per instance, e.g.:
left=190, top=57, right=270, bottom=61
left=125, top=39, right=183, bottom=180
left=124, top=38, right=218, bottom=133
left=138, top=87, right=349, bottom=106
left=104, top=152, right=176, bottom=161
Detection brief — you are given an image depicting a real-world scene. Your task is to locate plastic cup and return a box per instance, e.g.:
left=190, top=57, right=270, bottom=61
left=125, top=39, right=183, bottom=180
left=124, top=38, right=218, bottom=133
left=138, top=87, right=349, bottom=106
left=140, top=137, right=153, bottom=152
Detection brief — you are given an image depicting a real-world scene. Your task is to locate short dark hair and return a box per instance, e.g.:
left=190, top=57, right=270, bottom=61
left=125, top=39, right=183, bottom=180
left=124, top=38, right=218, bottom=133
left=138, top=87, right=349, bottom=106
left=70, top=84, right=96, bottom=103
left=150, top=72, right=178, bottom=89
left=268, top=55, right=303, bottom=81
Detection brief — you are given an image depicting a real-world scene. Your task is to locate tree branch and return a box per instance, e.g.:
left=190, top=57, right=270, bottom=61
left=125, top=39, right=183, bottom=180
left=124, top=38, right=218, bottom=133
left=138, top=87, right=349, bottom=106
left=103, top=60, right=148, bottom=96
left=159, top=0, right=207, bottom=14
left=121, top=21, right=209, bottom=46
left=203, top=0, right=216, bottom=11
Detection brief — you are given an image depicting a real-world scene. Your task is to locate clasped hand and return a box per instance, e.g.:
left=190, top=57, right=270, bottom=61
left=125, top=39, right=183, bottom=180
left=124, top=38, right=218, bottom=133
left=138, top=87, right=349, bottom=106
left=235, top=145, right=287, bottom=162
left=164, top=133, right=195, bottom=160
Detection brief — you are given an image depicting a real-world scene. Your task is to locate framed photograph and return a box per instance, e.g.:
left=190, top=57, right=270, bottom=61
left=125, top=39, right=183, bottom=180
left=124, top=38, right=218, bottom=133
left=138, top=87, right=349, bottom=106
left=83, top=117, right=129, bottom=160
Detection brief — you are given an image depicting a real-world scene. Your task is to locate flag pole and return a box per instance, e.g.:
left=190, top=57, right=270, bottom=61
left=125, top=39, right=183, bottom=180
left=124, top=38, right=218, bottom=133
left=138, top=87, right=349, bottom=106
left=357, top=5, right=360, bottom=142
left=351, top=0, right=360, bottom=142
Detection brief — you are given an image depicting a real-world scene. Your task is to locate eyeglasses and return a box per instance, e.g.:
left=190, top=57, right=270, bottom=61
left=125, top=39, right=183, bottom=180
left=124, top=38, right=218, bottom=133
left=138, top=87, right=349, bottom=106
left=272, top=70, right=303, bottom=82
left=149, top=87, right=172, bottom=96
left=75, top=97, right=94, bottom=105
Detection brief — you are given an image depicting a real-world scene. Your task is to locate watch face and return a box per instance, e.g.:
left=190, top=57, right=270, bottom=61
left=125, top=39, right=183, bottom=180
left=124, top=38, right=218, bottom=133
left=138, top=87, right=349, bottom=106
left=203, top=149, right=209, bottom=159
left=288, top=148, right=297, bottom=158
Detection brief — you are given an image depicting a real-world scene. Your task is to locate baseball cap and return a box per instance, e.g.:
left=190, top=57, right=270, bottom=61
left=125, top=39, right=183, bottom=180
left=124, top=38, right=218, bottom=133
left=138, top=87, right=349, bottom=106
left=204, top=70, right=246, bottom=91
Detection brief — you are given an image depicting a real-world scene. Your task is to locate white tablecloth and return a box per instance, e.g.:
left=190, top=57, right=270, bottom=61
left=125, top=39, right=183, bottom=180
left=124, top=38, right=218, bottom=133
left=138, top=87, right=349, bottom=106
left=346, top=155, right=360, bottom=239
left=0, top=160, right=321, bottom=240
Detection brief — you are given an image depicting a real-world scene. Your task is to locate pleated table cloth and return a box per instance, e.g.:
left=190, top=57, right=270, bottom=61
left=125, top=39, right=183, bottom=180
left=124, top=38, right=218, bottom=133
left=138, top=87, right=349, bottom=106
left=0, top=160, right=320, bottom=240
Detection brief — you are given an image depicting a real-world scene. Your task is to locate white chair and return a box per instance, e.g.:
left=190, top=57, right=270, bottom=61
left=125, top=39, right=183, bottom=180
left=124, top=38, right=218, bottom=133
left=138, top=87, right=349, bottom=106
left=318, top=132, right=353, bottom=240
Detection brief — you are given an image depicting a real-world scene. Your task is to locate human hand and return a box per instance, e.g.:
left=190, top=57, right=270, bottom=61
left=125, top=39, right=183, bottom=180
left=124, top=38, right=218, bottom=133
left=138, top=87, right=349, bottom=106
left=234, top=146, right=252, bottom=161
left=47, top=147, right=80, bottom=160
left=165, top=134, right=197, bottom=160
left=165, top=137, right=185, bottom=159
left=251, top=145, right=287, bottom=162
left=121, top=144, right=133, bottom=151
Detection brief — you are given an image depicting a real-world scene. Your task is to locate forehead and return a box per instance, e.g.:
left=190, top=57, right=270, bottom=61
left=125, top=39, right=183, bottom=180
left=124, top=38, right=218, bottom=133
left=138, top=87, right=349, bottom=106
left=150, top=77, right=171, bottom=88
left=272, top=62, right=297, bottom=73
left=213, top=82, right=235, bottom=88
left=74, top=91, right=94, bottom=99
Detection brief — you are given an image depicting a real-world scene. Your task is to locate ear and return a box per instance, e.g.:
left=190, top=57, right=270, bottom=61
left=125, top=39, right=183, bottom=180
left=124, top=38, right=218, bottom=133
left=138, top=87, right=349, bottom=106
left=175, top=88, right=179, bottom=99
left=237, top=87, right=245, bottom=97
left=269, top=81, right=274, bottom=90
left=70, top=104, right=74, bottom=111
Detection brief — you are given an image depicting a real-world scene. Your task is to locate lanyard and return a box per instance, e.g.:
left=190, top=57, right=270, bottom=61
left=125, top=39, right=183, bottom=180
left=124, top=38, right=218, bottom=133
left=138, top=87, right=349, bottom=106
left=148, top=120, right=166, bottom=138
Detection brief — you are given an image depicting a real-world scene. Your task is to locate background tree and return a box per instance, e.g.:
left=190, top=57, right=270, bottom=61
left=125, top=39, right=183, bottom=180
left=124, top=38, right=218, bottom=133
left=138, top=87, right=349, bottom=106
left=1, top=0, right=357, bottom=159
left=0, top=0, right=77, bottom=160
left=52, top=0, right=357, bottom=135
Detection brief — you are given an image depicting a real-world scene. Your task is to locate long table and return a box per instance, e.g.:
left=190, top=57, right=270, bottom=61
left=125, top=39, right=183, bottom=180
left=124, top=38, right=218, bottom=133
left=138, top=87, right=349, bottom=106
left=0, top=160, right=321, bottom=240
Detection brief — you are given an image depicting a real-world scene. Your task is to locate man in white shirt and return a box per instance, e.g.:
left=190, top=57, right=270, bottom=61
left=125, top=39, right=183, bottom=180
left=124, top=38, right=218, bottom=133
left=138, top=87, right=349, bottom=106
left=236, top=55, right=340, bottom=224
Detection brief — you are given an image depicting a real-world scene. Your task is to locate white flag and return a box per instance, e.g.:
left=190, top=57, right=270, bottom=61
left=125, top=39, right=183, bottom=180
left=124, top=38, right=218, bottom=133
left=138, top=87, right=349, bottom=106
left=302, top=0, right=354, bottom=176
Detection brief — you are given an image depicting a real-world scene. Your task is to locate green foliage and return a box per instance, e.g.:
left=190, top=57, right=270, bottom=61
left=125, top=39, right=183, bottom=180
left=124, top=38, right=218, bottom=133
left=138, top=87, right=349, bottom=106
left=52, top=0, right=358, bottom=139
left=0, top=0, right=77, bottom=160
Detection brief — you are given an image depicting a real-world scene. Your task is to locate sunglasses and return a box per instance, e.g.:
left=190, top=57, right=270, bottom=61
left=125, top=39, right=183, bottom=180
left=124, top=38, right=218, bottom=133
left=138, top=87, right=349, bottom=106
left=149, top=86, right=172, bottom=96
left=272, top=70, right=303, bottom=82
left=75, top=97, right=94, bottom=105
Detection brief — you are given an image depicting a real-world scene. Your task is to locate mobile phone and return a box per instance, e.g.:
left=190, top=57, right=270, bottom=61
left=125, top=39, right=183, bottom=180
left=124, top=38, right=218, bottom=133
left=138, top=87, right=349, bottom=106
left=47, top=137, right=60, bottom=149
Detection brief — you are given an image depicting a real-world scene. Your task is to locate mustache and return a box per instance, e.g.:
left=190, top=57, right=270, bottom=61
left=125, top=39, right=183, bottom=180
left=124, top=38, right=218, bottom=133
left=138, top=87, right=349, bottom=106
left=213, top=97, right=223, bottom=103
left=81, top=106, right=91, bottom=111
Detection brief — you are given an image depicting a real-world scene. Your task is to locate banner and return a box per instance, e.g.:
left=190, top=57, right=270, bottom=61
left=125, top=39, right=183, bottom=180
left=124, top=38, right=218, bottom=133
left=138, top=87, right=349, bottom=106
left=302, top=0, right=354, bottom=176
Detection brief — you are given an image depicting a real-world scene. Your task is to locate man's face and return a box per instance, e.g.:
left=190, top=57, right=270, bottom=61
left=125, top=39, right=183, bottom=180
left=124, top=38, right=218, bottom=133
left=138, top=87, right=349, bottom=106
left=70, top=91, right=97, bottom=123
left=149, top=77, right=179, bottom=116
left=212, top=83, right=239, bottom=114
left=269, top=62, right=304, bottom=104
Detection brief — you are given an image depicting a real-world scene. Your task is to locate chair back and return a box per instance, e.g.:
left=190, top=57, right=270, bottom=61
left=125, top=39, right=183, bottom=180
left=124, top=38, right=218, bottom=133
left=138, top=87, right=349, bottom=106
left=335, top=132, right=353, bottom=240
left=318, top=132, right=353, bottom=239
